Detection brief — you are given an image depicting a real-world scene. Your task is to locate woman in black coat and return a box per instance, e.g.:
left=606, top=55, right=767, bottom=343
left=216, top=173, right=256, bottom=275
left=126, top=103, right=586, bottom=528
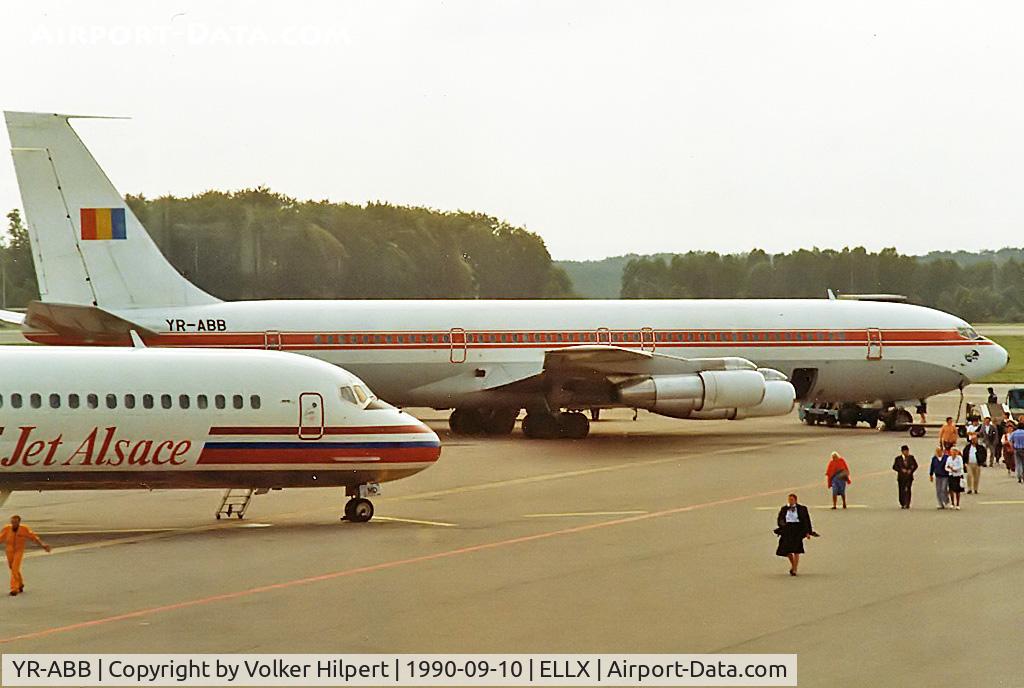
left=776, top=493, right=814, bottom=576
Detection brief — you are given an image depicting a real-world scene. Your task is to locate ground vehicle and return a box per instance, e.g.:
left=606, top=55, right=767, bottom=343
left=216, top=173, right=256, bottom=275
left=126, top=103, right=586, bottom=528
left=1006, top=389, right=1024, bottom=417
left=800, top=402, right=913, bottom=430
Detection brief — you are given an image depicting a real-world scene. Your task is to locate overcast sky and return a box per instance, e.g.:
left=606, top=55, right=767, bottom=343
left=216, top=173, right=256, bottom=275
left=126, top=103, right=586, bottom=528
left=1, top=1, right=1021, bottom=260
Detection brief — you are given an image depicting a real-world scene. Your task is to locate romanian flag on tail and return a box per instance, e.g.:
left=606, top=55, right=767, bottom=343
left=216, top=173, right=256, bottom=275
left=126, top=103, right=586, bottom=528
left=80, top=208, right=127, bottom=240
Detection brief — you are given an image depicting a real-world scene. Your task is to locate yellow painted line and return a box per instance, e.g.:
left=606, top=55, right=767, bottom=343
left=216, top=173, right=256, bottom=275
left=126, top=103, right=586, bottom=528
left=524, top=511, right=648, bottom=518
left=38, top=528, right=173, bottom=536
left=755, top=504, right=870, bottom=510
left=979, top=500, right=1024, bottom=505
left=24, top=522, right=249, bottom=560
left=391, top=437, right=823, bottom=503
left=25, top=436, right=825, bottom=556
left=267, top=437, right=823, bottom=524
left=372, top=516, right=457, bottom=527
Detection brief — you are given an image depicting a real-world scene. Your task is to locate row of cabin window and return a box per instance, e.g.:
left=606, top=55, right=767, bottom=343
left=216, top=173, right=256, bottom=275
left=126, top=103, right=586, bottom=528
left=0, top=393, right=261, bottom=411
left=313, top=331, right=849, bottom=345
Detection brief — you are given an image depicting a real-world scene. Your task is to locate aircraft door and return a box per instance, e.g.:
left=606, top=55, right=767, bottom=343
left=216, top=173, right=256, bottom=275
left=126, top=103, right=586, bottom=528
left=264, top=330, right=282, bottom=351
left=298, top=392, right=325, bottom=440
left=866, top=328, right=883, bottom=360
left=640, top=327, right=656, bottom=352
left=449, top=328, right=467, bottom=363
left=596, top=327, right=612, bottom=345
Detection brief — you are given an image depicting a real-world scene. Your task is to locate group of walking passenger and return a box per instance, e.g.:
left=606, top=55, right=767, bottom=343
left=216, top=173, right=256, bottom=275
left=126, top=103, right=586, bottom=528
left=775, top=411, right=1024, bottom=575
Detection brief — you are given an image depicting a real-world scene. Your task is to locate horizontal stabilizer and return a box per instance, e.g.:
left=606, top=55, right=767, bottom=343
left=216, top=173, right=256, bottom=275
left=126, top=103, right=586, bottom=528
left=22, top=300, right=155, bottom=345
left=0, top=309, right=25, bottom=326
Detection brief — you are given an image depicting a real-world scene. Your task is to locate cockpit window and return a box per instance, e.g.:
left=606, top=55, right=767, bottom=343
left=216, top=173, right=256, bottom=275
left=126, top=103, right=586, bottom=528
left=340, top=387, right=357, bottom=404
left=353, top=385, right=369, bottom=403
left=957, top=326, right=982, bottom=340
left=365, top=398, right=393, bottom=410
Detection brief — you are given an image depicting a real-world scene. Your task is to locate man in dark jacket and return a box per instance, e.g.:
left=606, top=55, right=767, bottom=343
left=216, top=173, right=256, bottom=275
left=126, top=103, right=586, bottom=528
left=979, top=417, right=998, bottom=466
left=892, top=445, right=918, bottom=509
left=963, top=434, right=988, bottom=494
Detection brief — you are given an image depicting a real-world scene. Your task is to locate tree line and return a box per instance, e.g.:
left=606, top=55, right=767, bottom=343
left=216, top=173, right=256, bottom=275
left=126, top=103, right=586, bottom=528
left=621, top=248, right=1024, bottom=322
left=3, top=199, right=1024, bottom=323
left=0, top=189, right=574, bottom=306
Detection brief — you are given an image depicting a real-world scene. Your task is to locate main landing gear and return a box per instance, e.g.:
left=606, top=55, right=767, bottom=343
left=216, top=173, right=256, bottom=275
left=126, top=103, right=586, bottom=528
left=447, top=407, right=591, bottom=439
left=522, top=411, right=590, bottom=440
left=449, top=407, right=519, bottom=435
left=341, top=483, right=381, bottom=523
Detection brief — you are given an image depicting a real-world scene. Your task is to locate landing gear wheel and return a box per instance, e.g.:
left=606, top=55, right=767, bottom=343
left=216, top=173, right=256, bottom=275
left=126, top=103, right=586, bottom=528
left=893, top=408, right=914, bottom=432
left=522, top=412, right=560, bottom=439
left=883, top=408, right=914, bottom=432
left=838, top=407, right=859, bottom=428
left=481, top=408, right=519, bottom=435
left=558, top=412, right=590, bottom=439
left=449, top=408, right=483, bottom=435
left=344, top=498, right=374, bottom=523
left=909, top=424, right=927, bottom=438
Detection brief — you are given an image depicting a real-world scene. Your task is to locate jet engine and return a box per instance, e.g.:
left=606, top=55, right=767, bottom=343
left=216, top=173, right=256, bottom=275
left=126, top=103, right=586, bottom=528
left=616, top=368, right=795, bottom=420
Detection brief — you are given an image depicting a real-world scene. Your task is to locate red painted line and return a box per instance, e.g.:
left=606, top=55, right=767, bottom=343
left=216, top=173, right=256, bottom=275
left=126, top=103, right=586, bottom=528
left=208, top=425, right=433, bottom=436
left=0, top=469, right=888, bottom=646
left=196, top=446, right=441, bottom=464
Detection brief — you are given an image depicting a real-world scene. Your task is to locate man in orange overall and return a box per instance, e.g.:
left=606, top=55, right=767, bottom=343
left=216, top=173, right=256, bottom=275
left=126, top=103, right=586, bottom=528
left=0, top=515, right=51, bottom=596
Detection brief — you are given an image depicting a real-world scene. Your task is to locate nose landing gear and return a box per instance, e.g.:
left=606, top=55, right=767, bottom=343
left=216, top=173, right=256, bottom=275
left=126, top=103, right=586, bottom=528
left=343, top=497, right=374, bottom=523
left=341, top=483, right=381, bottom=523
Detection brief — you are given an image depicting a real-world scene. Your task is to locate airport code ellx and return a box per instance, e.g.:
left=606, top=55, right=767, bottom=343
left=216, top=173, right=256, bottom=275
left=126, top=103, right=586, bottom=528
left=1, top=654, right=797, bottom=686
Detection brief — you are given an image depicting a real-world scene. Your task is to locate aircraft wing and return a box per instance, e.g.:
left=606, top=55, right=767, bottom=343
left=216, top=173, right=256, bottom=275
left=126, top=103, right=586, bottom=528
left=482, top=345, right=760, bottom=395
left=0, top=309, right=25, bottom=326
left=541, top=345, right=757, bottom=377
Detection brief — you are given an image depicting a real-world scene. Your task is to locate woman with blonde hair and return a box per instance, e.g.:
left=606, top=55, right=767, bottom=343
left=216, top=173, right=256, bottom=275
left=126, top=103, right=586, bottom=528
left=826, top=451, right=851, bottom=509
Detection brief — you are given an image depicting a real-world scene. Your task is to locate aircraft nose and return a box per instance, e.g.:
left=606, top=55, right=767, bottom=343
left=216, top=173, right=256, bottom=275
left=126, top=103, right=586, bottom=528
left=400, top=411, right=442, bottom=462
left=979, top=340, right=1009, bottom=380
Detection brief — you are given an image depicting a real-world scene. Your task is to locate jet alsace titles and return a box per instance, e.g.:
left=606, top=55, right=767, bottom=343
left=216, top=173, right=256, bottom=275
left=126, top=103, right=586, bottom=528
left=0, top=344, right=441, bottom=522
left=0, top=424, right=191, bottom=469
left=4, top=111, right=1009, bottom=441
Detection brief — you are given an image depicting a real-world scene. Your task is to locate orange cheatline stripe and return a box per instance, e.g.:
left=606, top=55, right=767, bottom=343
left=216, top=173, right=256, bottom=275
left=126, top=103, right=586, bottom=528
left=0, top=468, right=889, bottom=645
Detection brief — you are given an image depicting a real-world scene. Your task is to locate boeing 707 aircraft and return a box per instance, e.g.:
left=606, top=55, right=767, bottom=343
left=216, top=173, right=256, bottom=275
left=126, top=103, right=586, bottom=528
left=3, top=111, right=1008, bottom=439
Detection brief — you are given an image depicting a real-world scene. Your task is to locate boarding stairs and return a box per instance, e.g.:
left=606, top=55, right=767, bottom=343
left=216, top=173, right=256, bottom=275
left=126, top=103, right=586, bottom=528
left=215, top=488, right=259, bottom=520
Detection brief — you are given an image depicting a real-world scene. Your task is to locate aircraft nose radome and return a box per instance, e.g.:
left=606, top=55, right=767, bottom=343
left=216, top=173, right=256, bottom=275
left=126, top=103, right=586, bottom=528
left=970, top=340, right=1009, bottom=382
left=991, top=341, right=1010, bottom=375
left=402, top=413, right=442, bottom=461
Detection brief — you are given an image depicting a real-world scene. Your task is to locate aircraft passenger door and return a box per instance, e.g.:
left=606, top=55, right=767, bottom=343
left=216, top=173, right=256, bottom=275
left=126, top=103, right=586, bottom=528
left=596, top=327, right=612, bottom=345
left=449, top=327, right=467, bottom=364
left=298, top=392, right=325, bottom=440
left=640, top=327, right=656, bottom=352
left=866, top=328, right=883, bottom=361
left=264, top=330, right=283, bottom=351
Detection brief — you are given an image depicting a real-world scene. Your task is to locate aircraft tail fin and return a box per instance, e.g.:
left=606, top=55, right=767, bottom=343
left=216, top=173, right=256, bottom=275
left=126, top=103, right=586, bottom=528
left=5, top=111, right=219, bottom=309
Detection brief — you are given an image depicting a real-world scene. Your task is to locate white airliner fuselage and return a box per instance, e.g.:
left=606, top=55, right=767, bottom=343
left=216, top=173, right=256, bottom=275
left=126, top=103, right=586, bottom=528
left=23, top=298, right=1004, bottom=409
left=0, top=346, right=441, bottom=521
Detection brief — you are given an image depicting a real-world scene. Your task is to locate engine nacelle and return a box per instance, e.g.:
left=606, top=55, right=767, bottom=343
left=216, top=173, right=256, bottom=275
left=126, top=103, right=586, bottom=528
left=689, top=379, right=797, bottom=420
left=617, top=370, right=767, bottom=419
